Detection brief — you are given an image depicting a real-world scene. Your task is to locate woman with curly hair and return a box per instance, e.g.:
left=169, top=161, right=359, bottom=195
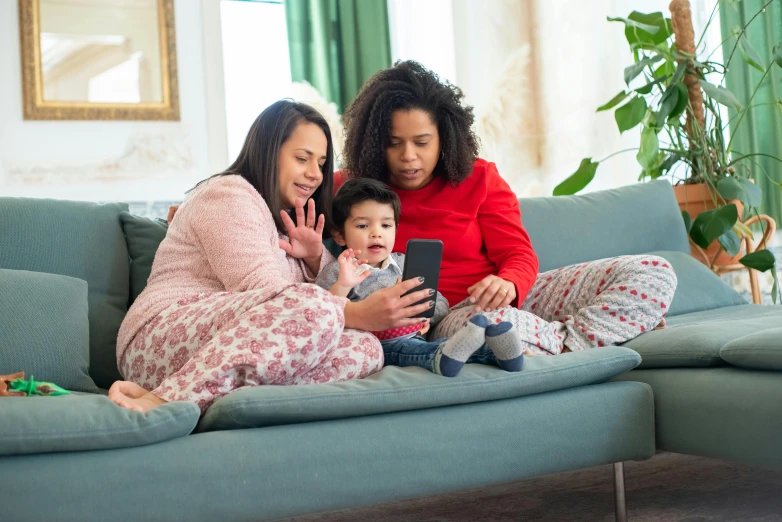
left=340, top=61, right=677, bottom=355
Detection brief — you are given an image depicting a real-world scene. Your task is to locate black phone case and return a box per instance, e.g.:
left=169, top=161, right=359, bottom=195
left=401, top=239, right=443, bottom=319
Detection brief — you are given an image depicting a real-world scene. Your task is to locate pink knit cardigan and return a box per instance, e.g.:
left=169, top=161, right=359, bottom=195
left=116, top=175, right=333, bottom=364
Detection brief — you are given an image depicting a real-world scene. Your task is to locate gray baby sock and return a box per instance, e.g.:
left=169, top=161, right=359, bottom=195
left=485, top=321, right=524, bottom=372
left=436, top=314, right=489, bottom=377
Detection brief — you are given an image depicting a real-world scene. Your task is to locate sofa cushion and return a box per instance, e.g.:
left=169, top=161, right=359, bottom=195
left=0, top=198, right=129, bottom=389
left=0, top=393, right=200, bottom=456
left=647, top=251, right=746, bottom=316
left=623, top=304, right=782, bottom=368
left=120, top=212, right=168, bottom=306
left=0, top=269, right=97, bottom=393
left=519, top=180, right=690, bottom=272
left=720, top=329, right=782, bottom=371
left=197, top=346, right=641, bottom=432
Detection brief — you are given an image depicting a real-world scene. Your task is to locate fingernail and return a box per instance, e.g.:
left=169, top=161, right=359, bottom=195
left=475, top=306, right=482, bottom=312
left=418, top=277, right=425, bottom=283
left=429, top=301, right=435, bottom=307
left=469, top=297, right=476, bottom=303
left=428, top=289, right=435, bottom=296
left=421, top=318, right=427, bottom=322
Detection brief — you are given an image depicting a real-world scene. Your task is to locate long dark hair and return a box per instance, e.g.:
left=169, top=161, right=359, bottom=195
left=202, top=100, right=335, bottom=234
left=343, top=60, right=479, bottom=185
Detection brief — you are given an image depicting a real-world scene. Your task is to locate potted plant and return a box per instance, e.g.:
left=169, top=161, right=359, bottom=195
left=553, top=0, right=782, bottom=302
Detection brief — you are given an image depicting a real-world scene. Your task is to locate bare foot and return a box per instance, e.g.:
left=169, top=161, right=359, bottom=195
left=654, top=318, right=667, bottom=331
left=108, top=380, right=167, bottom=413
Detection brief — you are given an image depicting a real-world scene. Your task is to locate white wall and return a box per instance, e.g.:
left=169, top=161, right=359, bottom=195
left=0, top=0, right=211, bottom=202
left=389, top=0, right=721, bottom=197
left=387, top=0, right=457, bottom=86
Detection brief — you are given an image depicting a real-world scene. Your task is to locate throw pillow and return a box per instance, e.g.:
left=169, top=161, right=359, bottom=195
left=0, top=269, right=97, bottom=392
left=0, top=197, right=129, bottom=389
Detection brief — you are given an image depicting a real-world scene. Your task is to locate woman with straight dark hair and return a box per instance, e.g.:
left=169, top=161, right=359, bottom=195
left=110, top=100, right=434, bottom=413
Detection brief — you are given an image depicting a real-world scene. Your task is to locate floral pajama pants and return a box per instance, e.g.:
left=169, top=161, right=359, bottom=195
left=433, top=255, right=678, bottom=355
left=119, top=284, right=383, bottom=412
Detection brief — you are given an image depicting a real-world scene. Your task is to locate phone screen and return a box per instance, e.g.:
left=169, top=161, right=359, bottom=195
left=401, top=239, right=443, bottom=319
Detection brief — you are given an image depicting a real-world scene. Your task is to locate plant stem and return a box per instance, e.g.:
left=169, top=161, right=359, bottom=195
left=727, top=152, right=782, bottom=168
left=696, top=1, right=721, bottom=51
left=723, top=102, right=781, bottom=131
left=723, top=0, right=777, bottom=71
left=726, top=65, right=774, bottom=153
left=598, top=148, right=638, bottom=163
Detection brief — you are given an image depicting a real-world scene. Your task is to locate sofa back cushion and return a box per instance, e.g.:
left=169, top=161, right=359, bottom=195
left=0, top=198, right=129, bottom=389
left=648, top=251, right=746, bottom=316
left=120, top=212, right=168, bottom=306
left=518, top=180, right=690, bottom=272
left=0, top=269, right=97, bottom=392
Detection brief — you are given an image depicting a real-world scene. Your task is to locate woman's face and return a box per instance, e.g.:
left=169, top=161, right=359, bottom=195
left=384, top=109, right=440, bottom=190
left=278, top=122, right=328, bottom=209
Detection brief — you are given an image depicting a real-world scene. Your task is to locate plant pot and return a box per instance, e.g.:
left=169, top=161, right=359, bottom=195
left=674, top=183, right=744, bottom=267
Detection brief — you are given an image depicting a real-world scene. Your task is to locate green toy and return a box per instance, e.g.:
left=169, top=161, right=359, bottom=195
left=8, top=376, right=70, bottom=396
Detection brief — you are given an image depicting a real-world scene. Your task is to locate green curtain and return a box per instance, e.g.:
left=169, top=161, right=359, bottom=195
left=285, top=0, right=392, bottom=113
left=720, top=0, right=782, bottom=224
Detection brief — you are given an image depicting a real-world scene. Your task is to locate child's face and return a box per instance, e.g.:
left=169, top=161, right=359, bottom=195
left=334, top=200, right=396, bottom=268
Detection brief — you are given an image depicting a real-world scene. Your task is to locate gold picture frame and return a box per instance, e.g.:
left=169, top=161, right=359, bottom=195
left=18, top=0, right=180, bottom=121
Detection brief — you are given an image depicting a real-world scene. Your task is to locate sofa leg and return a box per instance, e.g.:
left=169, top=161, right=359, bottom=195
left=613, top=462, right=627, bottom=522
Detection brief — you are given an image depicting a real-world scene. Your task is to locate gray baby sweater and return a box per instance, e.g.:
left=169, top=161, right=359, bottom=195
left=315, top=252, right=450, bottom=325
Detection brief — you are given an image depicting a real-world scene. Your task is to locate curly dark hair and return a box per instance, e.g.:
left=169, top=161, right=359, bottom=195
left=343, top=60, right=480, bottom=185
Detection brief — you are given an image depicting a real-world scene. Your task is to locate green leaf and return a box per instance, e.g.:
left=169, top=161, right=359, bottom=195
left=733, top=221, right=754, bottom=241
left=718, top=229, right=741, bottom=256
left=615, top=97, right=647, bottom=133
left=656, top=83, right=680, bottom=126
left=690, top=204, right=739, bottom=249
left=608, top=15, right=660, bottom=35
left=671, top=60, right=687, bottom=85
left=682, top=211, right=693, bottom=234
left=635, top=82, right=655, bottom=95
left=716, top=177, right=744, bottom=201
left=620, top=12, right=672, bottom=48
left=654, top=60, right=675, bottom=79
left=718, top=177, right=762, bottom=208
left=738, top=37, right=765, bottom=72
left=597, top=91, right=629, bottom=112
left=739, top=249, right=776, bottom=271
left=661, top=153, right=682, bottom=173
left=553, top=158, right=599, bottom=196
left=636, top=126, right=659, bottom=169
left=668, top=83, right=689, bottom=122
left=699, top=80, right=742, bottom=110
left=774, top=43, right=782, bottom=68
left=640, top=152, right=668, bottom=179
left=624, top=55, right=664, bottom=84
left=634, top=74, right=670, bottom=95
left=739, top=178, right=762, bottom=207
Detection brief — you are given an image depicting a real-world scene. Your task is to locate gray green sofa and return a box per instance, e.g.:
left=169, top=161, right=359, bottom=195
left=0, top=179, right=778, bottom=521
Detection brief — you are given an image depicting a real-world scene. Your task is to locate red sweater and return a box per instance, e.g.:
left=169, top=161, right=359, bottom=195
left=336, top=159, right=538, bottom=307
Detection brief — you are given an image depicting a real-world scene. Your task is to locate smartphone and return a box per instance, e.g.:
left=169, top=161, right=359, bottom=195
left=401, top=239, right=443, bottom=319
